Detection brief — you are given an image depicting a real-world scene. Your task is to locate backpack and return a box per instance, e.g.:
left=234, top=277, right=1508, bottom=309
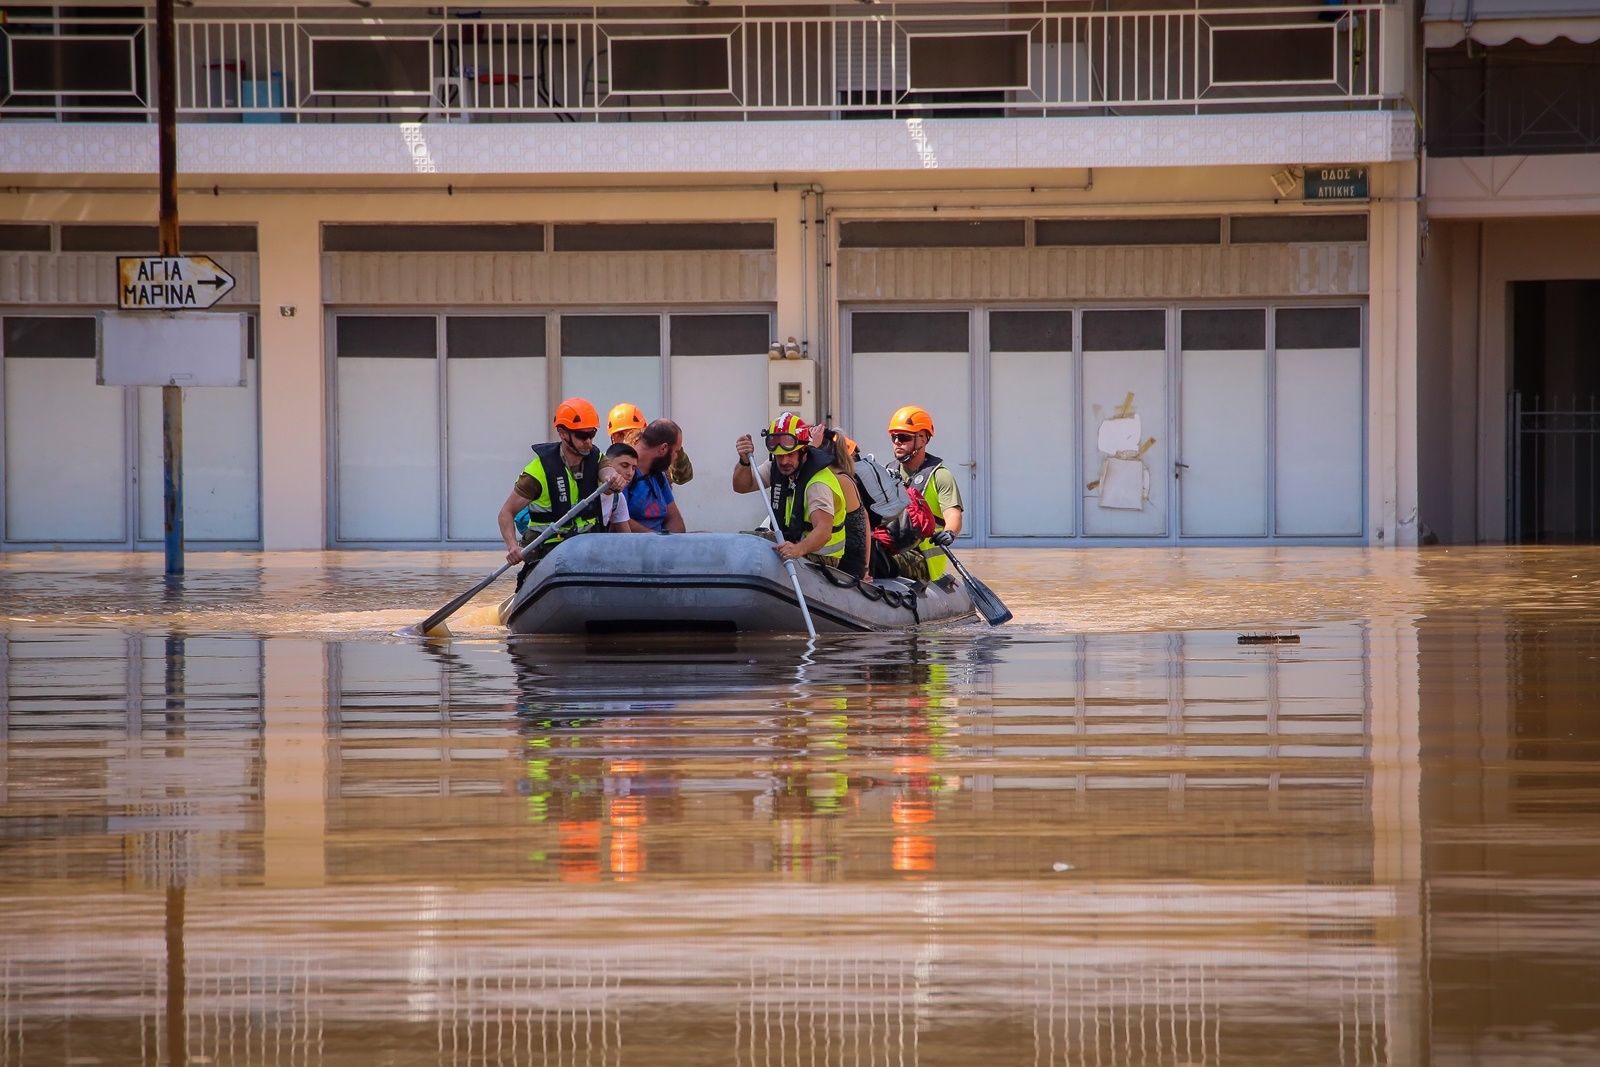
left=852, top=451, right=912, bottom=524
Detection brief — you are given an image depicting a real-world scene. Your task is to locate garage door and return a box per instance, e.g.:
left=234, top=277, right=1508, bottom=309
left=330, top=309, right=772, bottom=544
left=848, top=310, right=975, bottom=541
left=3, top=314, right=261, bottom=548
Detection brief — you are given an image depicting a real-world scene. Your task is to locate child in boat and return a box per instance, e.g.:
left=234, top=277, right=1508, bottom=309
left=597, top=442, right=639, bottom=533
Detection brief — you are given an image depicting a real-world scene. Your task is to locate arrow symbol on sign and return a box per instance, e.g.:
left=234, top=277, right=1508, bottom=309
left=117, top=254, right=237, bottom=310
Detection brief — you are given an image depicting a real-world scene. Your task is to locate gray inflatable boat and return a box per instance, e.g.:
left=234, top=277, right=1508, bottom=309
left=499, top=532, right=976, bottom=635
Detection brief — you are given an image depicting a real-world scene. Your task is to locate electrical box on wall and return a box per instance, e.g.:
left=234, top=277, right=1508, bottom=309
left=768, top=358, right=818, bottom=425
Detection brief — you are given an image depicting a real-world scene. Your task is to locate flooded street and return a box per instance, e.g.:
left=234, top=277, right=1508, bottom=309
left=1, top=547, right=1597, bottom=1066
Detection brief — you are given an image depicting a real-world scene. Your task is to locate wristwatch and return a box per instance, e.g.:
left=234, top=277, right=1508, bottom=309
left=738, top=455, right=751, bottom=466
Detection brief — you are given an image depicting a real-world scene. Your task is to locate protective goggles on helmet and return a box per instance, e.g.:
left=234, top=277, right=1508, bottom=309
left=762, top=431, right=803, bottom=454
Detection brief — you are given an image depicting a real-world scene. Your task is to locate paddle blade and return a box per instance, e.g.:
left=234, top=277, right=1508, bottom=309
left=416, top=561, right=513, bottom=637
left=963, top=573, right=1013, bottom=626
left=941, top=548, right=1012, bottom=626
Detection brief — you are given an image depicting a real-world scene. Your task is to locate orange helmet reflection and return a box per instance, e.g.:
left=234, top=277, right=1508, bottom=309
left=891, top=797, right=936, bottom=825
left=608, top=796, right=646, bottom=829
left=893, top=835, right=936, bottom=873
left=610, top=829, right=645, bottom=877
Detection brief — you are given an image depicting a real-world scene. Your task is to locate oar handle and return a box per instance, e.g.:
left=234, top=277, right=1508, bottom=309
left=750, top=456, right=818, bottom=640
left=518, top=482, right=609, bottom=558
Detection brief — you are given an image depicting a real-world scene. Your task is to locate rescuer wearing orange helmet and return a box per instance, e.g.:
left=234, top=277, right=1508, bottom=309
left=887, top=405, right=962, bottom=581
left=497, top=397, right=628, bottom=587
left=608, top=401, right=694, bottom=486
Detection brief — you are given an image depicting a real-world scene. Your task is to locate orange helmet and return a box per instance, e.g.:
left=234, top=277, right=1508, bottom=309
left=888, top=405, right=934, bottom=438
left=607, top=402, right=647, bottom=439
left=553, top=397, right=600, bottom=432
left=762, top=411, right=809, bottom=455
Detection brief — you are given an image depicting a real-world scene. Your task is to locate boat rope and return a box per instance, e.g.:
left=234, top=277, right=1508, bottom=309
left=811, top=561, right=921, bottom=614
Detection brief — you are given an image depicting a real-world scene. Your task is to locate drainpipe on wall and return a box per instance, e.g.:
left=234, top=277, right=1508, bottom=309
left=815, top=187, right=832, bottom=425
left=799, top=189, right=809, bottom=365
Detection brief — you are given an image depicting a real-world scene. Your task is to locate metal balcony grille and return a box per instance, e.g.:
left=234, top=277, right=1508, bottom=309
left=1427, top=40, right=1600, bottom=157
left=0, top=4, right=1395, bottom=124
left=1509, top=393, right=1600, bottom=544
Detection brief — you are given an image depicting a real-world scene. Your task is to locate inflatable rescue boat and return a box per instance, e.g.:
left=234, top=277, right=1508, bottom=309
left=499, top=532, right=977, bottom=635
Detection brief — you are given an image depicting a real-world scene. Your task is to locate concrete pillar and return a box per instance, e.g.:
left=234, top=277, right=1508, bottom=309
left=1368, top=161, right=1422, bottom=547
left=773, top=188, right=807, bottom=349
left=255, top=203, right=326, bottom=549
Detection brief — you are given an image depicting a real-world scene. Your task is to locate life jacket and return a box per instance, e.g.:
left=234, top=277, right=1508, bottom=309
left=770, top=447, right=847, bottom=560
left=515, top=441, right=602, bottom=543
left=898, top=452, right=952, bottom=580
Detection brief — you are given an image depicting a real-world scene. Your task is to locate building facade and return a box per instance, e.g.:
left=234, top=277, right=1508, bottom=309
left=0, top=1, right=1427, bottom=550
left=1418, top=0, right=1600, bottom=545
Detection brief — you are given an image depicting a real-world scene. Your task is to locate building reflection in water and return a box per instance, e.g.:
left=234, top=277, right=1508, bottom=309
left=0, top=557, right=1593, bottom=1065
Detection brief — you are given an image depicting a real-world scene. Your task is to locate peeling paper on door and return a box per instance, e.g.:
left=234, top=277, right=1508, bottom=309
left=1087, top=392, right=1156, bottom=511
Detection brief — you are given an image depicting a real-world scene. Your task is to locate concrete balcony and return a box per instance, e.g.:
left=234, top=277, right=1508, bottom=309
left=0, top=3, right=1416, bottom=176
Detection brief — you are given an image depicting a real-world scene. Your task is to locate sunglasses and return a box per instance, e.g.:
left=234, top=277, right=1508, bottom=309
left=567, top=428, right=597, bottom=441
left=764, top=433, right=801, bottom=452
left=889, top=432, right=919, bottom=444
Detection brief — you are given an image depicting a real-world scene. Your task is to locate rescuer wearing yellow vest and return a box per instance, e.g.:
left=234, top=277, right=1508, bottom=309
left=887, top=406, right=962, bottom=581
left=497, top=397, right=628, bottom=588
left=732, top=412, right=852, bottom=571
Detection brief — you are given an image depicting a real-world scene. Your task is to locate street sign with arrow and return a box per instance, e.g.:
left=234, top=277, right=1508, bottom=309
left=117, top=255, right=237, bottom=311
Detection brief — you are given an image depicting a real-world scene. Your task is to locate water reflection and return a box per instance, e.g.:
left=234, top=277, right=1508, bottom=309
left=1, top=548, right=1598, bottom=1064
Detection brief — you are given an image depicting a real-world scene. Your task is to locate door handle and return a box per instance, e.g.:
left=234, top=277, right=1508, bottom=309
left=1174, top=461, right=1190, bottom=477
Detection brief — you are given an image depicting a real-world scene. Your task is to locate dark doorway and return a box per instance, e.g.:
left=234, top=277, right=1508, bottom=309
left=1510, top=281, right=1600, bottom=543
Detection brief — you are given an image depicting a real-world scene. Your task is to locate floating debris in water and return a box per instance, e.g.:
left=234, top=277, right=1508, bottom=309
left=1238, top=632, right=1300, bottom=644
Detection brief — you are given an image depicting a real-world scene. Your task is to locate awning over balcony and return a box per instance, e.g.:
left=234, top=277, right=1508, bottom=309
left=1423, top=0, right=1600, bottom=48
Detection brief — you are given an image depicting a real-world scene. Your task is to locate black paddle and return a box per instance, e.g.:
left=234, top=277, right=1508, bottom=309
left=937, top=544, right=1012, bottom=626
left=411, top=484, right=608, bottom=637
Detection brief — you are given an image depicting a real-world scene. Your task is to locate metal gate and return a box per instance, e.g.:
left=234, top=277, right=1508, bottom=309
left=1509, top=392, right=1600, bottom=543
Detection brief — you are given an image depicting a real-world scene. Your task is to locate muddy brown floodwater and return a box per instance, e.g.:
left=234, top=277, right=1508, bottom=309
left=1, top=546, right=1598, bottom=1066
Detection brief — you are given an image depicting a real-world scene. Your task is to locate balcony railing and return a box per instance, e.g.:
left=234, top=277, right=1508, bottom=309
left=0, top=4, right=1398, bottom=124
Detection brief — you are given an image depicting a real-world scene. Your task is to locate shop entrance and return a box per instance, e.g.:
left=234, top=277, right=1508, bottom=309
left=845, top=304, right=1367, bottom=546
left=1509, top=280, right=1600, bottom=544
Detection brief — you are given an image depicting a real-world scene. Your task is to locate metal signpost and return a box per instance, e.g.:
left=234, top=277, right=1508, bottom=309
left=157, top=0, right=182, bottom=575
left=99, top=2, right=245, bottom=578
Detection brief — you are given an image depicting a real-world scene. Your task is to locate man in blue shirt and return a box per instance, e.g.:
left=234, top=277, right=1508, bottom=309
left=623, top=419, right=687, bottom=533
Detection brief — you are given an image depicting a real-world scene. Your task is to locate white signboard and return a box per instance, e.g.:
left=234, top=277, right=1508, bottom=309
left=117, top=255, right=237, bottom=310
left=96, top=311, right=248, bottom=387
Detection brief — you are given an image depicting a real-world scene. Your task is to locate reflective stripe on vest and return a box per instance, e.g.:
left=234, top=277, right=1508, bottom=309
left=517, top=441, right=600, bottom=543
left=901, top=453, right=950, bottom=579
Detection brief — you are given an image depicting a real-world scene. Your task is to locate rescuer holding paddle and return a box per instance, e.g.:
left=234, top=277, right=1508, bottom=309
left=732, top=413, right=866, bottom=579
left=497, top=397, right=627, bottom=588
